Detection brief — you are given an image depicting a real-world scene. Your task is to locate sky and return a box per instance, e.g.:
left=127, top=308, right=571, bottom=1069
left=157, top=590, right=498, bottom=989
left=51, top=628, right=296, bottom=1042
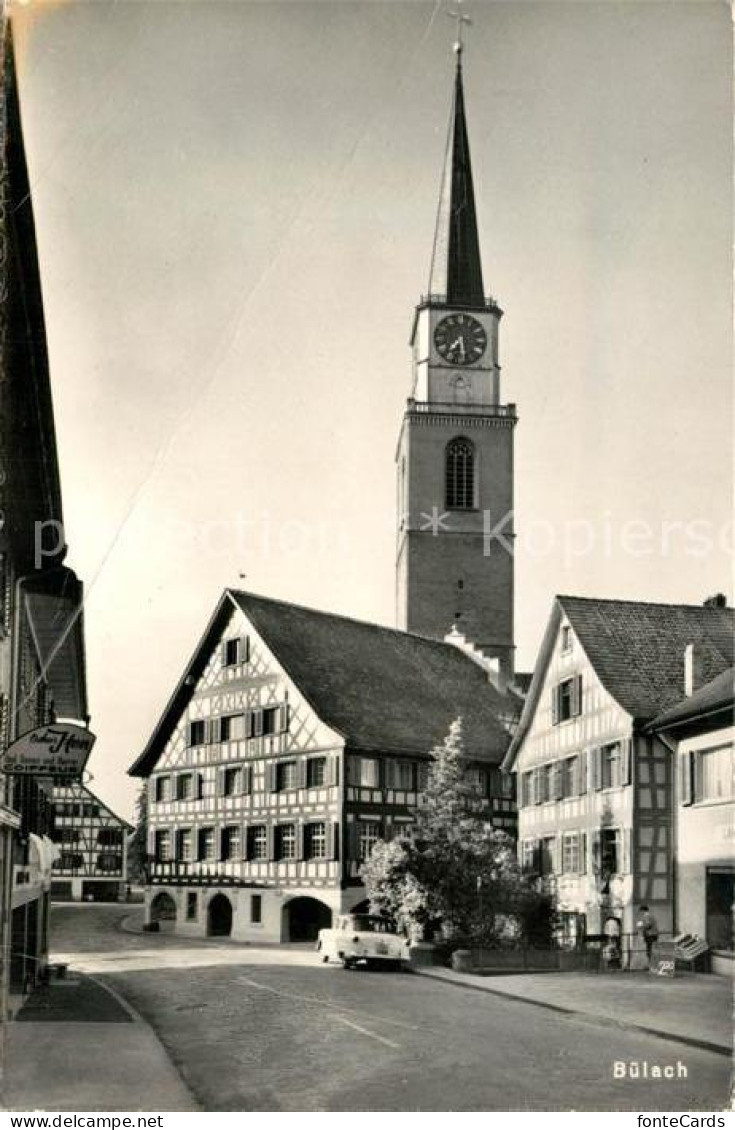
left=12, top=0, right=733, bottom=821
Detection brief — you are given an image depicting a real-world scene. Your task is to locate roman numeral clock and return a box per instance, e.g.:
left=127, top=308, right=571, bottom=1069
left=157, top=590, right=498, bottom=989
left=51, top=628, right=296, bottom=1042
left=433, top=313, right=487, bottom=366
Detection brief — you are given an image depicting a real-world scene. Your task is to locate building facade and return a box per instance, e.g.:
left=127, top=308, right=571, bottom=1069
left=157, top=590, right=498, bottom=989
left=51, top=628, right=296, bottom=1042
left=0, top=17, right=90, bottom=1007
left=51, top=782, right=131, bottom=902
left=503, top=596, right=734, bottom=961
left=650, top=665, right=734, bottom=975
left=129, top=590, right=518, bottom=943
left=395, top=46, right=516, bottom=683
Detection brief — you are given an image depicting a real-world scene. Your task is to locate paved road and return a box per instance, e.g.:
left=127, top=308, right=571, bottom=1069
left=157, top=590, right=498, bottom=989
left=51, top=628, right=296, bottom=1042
left=51, top=904, right=730, bottom=1112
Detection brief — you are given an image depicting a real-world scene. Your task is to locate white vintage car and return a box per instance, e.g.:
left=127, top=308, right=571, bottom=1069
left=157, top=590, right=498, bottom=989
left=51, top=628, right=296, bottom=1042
left=316, top=914, right=407, bottom=970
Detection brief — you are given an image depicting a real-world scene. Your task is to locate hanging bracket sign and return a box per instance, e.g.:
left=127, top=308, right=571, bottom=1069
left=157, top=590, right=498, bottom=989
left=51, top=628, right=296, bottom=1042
left=1, top=724, right=95, bottom=779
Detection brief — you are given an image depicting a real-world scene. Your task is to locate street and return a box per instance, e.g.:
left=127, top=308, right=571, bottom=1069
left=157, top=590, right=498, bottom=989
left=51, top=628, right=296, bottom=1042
left=48, top=904, right=729, bottom=1112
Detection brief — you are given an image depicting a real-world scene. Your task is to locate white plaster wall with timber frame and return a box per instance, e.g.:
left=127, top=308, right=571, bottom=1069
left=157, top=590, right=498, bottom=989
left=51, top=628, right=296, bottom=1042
left=146, top=603, right=345, bottom=907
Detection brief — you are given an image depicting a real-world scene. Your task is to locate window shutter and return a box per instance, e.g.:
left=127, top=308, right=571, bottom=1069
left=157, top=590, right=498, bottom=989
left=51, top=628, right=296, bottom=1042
left=148, top=778, right=156, bottom=805
left=551, top=686, right=560, bottom=726
left=579, top=832, right=587, bottom=874
left=621, top=829, right=632, bottom=874
left=592, top=748, right=603, bottom=791
left=197, top=773, right=205, bottom=800
left=266, top=824, right=276, bottom=861
left=326, top=820, right=337, bottom=861
left=147, top=829, right=155, bottom=856
left=254, top=710, right=264, bottom=738
left=241, top=822, right=249, bottom=860
left=680, top=751, right=694, bottom=806
left=278, top=703, right=290, bottom=734
left=590, top=829, right=601, bottom=874
left=574, top=674, right=583, bottom=716
left=202, top=720, right=211, bottom=745
left=242, top=765, right=252, bottom=795
left=298, top=759, right=307, bottom=790
left=210, top=718, right=221, bottom=745
left=241, top=636, right=250, bottom=664
left=577, top=753, right=588, bottom=795
left=296, top=821, right=305, bottom=860
left=622, top=738, right=633, bottom=786
left=216, top=768, right=226, bottom=797
left=552, top=763, right=562, bottom=801
left=533, top=768, right=542, bottom=805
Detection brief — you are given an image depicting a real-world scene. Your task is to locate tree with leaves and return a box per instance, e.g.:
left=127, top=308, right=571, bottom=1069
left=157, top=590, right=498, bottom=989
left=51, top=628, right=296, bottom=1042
left=362, top=718, right=552, bottom=948
left=127, top=783, right=149, bottom=884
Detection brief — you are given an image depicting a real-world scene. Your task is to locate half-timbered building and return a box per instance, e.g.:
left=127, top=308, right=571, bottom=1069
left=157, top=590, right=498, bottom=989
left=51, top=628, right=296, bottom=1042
left=51, top=782, right=131, bottom=902
left=129, top=589, right=518, bottom=943
left=503, top=595, right=734, bottom=961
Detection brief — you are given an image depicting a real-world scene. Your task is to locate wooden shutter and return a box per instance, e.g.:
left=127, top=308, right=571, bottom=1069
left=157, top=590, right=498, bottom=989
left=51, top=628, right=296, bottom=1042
left=680, top=751, right=694, bottom=806
left=241, top=636, right=250, bottom=664
left=579, top=831, right=587, bottom=874
left=147, top=778, right=156, bottom=805
left=278, top=703, right=290, bottom=734
left=196, top=773, right=205, bottom=800
left=552, top=763, right=562, bottom=801
left=210, top=718, right=221, bottom=745
left=298, top=759, right=307, bottom=789
left=266, top=824, right=276, bottom=861
left=241, top=821, right=249, bottom=860
left=326, top=820, right=337, bottom=860
left=551, top=685, right=560, bottom=725
left=253, top=710, right=264, bottom=737
left=296, top=821, right=305, bottom=861
left=265, top=761, right=276, bottom=793
left=622, top=738, right=633, bottom=786
left=242, top=765, right=252, bottom=795
left=577, top=753, right=588, bottom=795
left=216, top=768, right=226, bottom=797
left=592, top=748, right=603, bottom=791
left=533, top=767, right=542, bottom=805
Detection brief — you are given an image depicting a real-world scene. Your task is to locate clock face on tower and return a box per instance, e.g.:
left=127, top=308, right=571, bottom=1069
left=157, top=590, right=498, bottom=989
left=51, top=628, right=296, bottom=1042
left=434, top=313, right=487, bottom=366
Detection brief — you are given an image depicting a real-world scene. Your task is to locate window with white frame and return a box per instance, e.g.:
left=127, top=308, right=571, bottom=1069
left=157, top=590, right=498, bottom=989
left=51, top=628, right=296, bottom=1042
left=224, top=767, right=242, bottom=796
left=220, top=714, right=245, bottom=742
left=154, top=830, right=171, bottom=862
left=199, top=827, right=215, bottom=861
left=306, top=757, right=326, bottom=788
left=188, top=720, right=207, bottom=747
left=155, top=776, right=171, bottom=803
left=695, top=746, right=734, bottom=803
left=176, top=774, right=194, bottom=801
left=521, top=771, right=533, bottom=807
left=561, top=832, right=584, bottom=874
left=358, top=820, right=381, bottom=861
left=276, top=824, right=296, bottom=860
left=176, top=828, right=193, bottom=861
left=305, top=822, right=327, bottom=859
left=560, top=756, right=577, bottom=799
left=222, top=825, right=240, bottom=861
left=247, top=825, right=267, bottom=860
left=276, top=761, right=298, bottom=791
left=348, top=757, right=380, bottom=788
left=601, top=742, right=622, bottom=789
left=388, top=760, right=414, bottom=791
left=552, top=676, right=583, bottom=724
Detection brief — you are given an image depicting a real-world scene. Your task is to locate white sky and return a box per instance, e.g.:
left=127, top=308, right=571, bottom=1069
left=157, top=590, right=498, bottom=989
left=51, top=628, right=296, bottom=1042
left=13, top=0, right=733, bottom=821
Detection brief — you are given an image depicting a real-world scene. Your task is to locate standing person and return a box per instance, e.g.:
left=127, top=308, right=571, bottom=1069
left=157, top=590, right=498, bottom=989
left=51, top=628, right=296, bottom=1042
left=636, top=905, right=659, bottom=964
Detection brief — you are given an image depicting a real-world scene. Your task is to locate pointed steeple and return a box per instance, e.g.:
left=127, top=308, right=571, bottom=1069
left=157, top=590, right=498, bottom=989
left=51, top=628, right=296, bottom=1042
left=428, top=48, right=485, bottom=308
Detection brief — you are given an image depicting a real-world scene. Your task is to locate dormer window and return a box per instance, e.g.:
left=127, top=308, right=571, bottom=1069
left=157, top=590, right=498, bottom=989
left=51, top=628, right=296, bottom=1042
left=561, top=625, right=572, bottom=654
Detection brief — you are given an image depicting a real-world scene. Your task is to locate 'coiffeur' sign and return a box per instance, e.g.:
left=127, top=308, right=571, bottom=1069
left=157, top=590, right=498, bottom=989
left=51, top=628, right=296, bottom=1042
left=1, top=724, right=95, bottom=778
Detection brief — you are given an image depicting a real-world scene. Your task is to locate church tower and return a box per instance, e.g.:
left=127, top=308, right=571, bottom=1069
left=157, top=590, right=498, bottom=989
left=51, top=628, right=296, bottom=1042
left=395, top=37, right=516, bottom=681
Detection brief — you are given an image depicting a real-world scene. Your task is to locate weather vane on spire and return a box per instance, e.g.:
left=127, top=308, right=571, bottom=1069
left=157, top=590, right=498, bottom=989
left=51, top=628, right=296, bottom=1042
left=446, top=0, right=472, bottom=56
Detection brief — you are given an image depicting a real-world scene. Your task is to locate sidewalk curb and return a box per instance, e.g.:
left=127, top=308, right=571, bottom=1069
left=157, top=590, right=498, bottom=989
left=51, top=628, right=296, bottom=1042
left=411, top=966, right=732, bottom=1058
left=88, top=973, right=202, bottom=1111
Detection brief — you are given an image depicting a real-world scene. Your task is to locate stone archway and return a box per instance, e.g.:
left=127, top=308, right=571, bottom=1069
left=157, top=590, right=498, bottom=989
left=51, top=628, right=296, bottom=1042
left=150, top=891, right=177, bottom=934
left=282, top=897, right=332, bottom=943
left=207, top=893, right=233, bottom=937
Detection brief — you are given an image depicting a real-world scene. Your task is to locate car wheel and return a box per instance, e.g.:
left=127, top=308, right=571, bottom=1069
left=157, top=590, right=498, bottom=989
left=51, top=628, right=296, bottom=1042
left=342, top=958, right=355, bottom=970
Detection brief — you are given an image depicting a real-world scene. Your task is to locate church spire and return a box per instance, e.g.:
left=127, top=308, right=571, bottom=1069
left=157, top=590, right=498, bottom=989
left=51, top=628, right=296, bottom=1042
left=428, top=43, right=485, bottom=309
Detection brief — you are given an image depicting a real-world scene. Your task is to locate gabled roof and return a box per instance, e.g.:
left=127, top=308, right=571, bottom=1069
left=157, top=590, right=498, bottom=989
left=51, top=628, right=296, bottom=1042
left=53, top=779, right=133, bottom=831
left=428, top=54, right=486, bottom=308
left=647, top=667, right=734, bottom=734
left=504, top=595, right=735, bottom=770
left=129, top=589, right=516, bottom=777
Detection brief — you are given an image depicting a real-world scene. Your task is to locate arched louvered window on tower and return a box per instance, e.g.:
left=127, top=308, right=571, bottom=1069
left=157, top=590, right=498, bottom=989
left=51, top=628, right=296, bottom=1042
left=445, top=438, right=475, bottom=509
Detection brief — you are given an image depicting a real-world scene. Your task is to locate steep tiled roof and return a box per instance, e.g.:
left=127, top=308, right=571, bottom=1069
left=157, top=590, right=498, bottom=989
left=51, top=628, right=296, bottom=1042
left=130, top=590, right=516, bottom=776
left=648, top=667, right=734, bottom=732
left=559, top=596, right=734, bottom=722
left=504, top=595, right=734, bottom=772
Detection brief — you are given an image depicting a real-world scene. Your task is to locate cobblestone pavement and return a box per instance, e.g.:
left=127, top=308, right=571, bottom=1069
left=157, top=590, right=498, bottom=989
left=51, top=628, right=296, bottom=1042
left=48, top=904, right=731, bottom=1113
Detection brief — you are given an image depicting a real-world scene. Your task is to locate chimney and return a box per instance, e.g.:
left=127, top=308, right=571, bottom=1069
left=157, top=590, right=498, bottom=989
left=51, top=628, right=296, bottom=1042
left=703, top=593, right=727, bottom=608
left=684, top=643, right=708, bottom=697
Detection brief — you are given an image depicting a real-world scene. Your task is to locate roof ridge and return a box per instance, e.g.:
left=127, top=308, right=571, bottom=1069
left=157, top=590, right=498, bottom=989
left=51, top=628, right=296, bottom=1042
left=229, top=588, right=479, bottom=655
left=557, top=594, right=733, bottom=612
